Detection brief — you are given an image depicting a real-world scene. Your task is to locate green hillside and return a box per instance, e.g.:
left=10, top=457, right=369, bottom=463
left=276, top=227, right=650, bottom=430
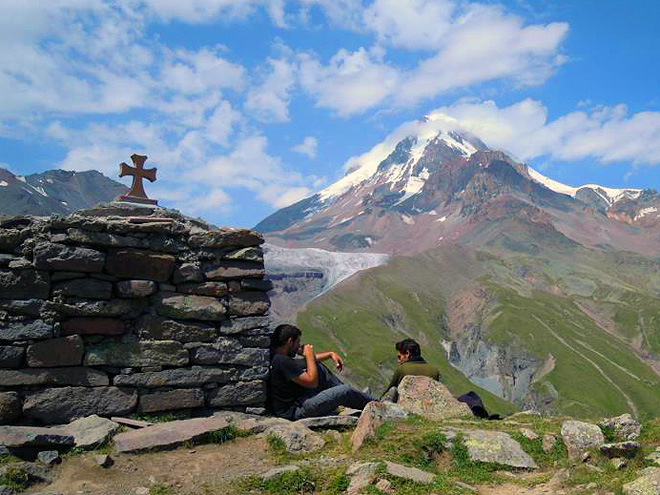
left=297, top=243, right=660, bottom=420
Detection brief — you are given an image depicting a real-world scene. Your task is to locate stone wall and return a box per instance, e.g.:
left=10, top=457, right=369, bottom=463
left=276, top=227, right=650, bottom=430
left=0, top=203, right=271, bottom=425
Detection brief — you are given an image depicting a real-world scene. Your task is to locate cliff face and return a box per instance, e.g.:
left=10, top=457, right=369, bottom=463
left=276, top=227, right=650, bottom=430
left=0, top=202, right=270, bottom=424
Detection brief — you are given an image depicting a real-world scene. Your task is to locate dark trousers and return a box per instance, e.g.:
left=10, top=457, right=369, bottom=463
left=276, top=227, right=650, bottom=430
left=293, top=363, right=375, bottom=420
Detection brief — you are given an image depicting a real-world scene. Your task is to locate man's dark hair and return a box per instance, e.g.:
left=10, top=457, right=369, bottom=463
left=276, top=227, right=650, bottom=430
left=395, top=338, right=421, bottom=358
left=270, top=324, right=302, bottom=352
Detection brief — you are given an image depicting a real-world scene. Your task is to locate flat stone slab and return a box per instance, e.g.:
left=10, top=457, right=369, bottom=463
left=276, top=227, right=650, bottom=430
left=110, top=417, right=154, bottom=429
left=443, top=429, right=537, bottom=469
left=0, top=426, right=74, bottom=448
left=58, top=415, right=120, bottom=449
left=296, top=415, right=359, bottom=430
left=113, top=416, right=230, bottom=453
left=385, top=461, right=435, bottom=484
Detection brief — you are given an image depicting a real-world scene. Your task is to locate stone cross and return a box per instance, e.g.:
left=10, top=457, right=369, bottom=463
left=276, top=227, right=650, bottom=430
left=116, top=154, right=158, bottom=205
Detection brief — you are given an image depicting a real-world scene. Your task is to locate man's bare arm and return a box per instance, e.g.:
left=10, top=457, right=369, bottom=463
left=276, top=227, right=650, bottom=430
left=291, top=344, right=319, bottom=389
left=315, top=351, right=344, bottom=372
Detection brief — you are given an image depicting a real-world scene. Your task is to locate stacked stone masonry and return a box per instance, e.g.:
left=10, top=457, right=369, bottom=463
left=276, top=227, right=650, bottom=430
left=0, top=203, right=272, bottom=425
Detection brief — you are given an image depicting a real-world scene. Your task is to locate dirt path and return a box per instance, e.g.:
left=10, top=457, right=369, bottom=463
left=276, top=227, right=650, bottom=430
left=479, top=482, right=568, bottom=495
left=24, top=436, right=275, bottom=495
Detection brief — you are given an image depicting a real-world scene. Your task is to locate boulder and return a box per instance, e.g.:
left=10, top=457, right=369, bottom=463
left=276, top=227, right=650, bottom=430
left=350, top=401, right=410, bottom=452
left=61, top=318, right=125, bottom=336
left=105, top=250, right=175, bottom=282
left=0, top=269, right=50, bottom=300
left=397, top=375, right=471, bottom=420
left=33, top=243, right=104, bottom=273
left=0, top=392, right=21, bottom=424
left=0, top=426, right=74, bottom=448
left=154, top=292, right=226, bottom=321
left=623, top=467, right=660, bottom=495
left=384, top=461, right=435, bottom=484
left=443, top=429, right=537, bottom=469
left=599, top=413, right=642, bottom=441
left=561, top=420, right=605, bottom=460
left=600, top=441, right=641, bottom=458
left=296, top=415, right=359, bottom=430
left=59, top=415, right=120, bottom=449
left=137, top=389, right=204, bottom=413
left=263, top=423, right=325, bottom=453
left=345, top=462, right=378, bottom=494
left=113, top=416, right=230, bottom=453
left=26, top=336, right=84, bottom=367
left=22, top=387, right=138, bottom=424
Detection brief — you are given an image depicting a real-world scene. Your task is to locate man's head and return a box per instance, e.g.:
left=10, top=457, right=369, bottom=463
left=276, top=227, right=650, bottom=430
left=395, top=338, right=421, bottom=363
left=271, top=324, right=302, bottom=357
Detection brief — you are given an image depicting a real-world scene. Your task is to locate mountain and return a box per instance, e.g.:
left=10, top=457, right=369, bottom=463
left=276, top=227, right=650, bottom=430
left=256, top=113, right=659, bottom=256
left=258, top=113, right=660, bottom=419
left=0, top=167, right=128, bottom=217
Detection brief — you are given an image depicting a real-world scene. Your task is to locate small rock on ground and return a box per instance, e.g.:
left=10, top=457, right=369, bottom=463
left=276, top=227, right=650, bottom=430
left=346, top=462, right=378, bottom=494
left=94, top=454, right=114, bottom=468
left=385, top=461, right=435, bottom=484
left=519, top=428, right=538, bottom=440
left=375, top=478, right=394, bottom=493
left=260, top=465, right=299, bottom=481
left=37, top=450, right=60, bottom=466
left=622, top=467, right=660, bottom=495
left=263, top=423, right=325, bottom=453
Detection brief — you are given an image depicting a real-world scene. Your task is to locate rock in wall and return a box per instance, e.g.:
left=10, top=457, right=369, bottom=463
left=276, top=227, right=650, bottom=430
left=0, top=202, right=272, bottom=424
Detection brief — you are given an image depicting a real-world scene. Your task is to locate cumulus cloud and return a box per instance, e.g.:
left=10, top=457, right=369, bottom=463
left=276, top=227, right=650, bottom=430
left=292, top=136, right=318, bottom=158
left=245, top=57, right=297, bottom=123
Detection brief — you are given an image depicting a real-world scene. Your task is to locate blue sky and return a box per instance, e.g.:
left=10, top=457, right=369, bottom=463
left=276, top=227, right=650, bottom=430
left=1, top=0, right=659, bottom=228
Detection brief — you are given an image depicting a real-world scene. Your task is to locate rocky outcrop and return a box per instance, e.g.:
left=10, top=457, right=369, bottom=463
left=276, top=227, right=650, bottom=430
left=561, top=420, right=605, bottom=459
left=0, top=203, right=270, bottom=424
left=350, top=401, right=410, bottom=452
left=599, top=413, right=642, bottom=441
left=442, top=428, right=538, bottom=469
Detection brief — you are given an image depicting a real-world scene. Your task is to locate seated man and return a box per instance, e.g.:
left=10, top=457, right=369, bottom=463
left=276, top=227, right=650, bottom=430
left=381, top=338, right=441, bottom=401
left=268, top=324, right=375, bottom=420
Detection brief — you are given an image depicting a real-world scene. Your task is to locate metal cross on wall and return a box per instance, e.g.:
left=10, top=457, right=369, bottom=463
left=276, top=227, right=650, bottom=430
left=115, top=154, right=158, bottom=205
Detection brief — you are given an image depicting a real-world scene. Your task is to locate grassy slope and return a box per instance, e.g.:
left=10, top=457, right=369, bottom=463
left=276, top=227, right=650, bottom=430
left=297, top=246, right=518, bottom=417
left=297, top=242, right=660, bottom=420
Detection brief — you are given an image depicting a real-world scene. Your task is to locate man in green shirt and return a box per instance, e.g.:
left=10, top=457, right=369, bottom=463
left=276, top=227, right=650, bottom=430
left=382, top=338, right=441, bottom=401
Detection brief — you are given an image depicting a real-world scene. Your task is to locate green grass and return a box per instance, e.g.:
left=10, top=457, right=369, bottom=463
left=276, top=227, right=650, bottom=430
left=150, top=483, right=173, bottom=495
left=130, top=410, right=192, bottom=423
left=0, top=466, right=31, bottom=491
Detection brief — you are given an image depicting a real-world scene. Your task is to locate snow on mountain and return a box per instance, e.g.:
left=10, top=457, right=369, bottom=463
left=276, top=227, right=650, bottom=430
left=527, top=167, right=641, bottom=205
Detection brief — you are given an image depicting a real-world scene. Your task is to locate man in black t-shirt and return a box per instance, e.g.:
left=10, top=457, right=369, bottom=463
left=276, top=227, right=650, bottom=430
left=268, top=324, right=374, bottom=420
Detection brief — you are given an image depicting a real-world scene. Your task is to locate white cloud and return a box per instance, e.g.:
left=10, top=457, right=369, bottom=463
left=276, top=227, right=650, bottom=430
left=245, top=57, right=297, bottom=123
left=206, top=101, right=242, bottom=146
left=292, top=136, right=318, bottom=158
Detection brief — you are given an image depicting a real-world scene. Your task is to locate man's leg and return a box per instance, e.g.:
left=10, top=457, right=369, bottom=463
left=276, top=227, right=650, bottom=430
left=294, top=385, right=375, bottom=420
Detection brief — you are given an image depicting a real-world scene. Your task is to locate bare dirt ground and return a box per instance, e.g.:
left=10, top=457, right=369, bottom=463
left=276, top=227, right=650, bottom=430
left=23, top=436, right=275, bottom=495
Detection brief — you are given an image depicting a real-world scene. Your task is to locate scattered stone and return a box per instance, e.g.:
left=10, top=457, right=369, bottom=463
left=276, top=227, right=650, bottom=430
left=0, top=426, right=75, bottom=448
left=585, top=463, right=603, bottom=473
left=110, top=417, right=153, bottom=429
left=397, top=375, right=471, bottom=420
left=600, top=441, right=641, bottom=458
left=560, top=420, right=605, bottom=460
left=114, top=416, right=230, bottom=453
left=116, top=280, right=157, bottom=298
left=345, top=462, right=378, bottom=494
left=542, top=434, right=556, bottom=453
left=519, top=428, right=538, bottom=440
left=600, top=413, right=642, bottom=441
left=154, top=292, right=226, bottom=321
left=61, top=317, right=125, bottom=336
left=22, top=386, right=138, bottom=424
left=612, top=458, right=627, bottom=470
left=60, top=415, right=120, bottom=449
left=94, top=454, right=114, bottom=468
left=26, top=335, right=84, bottom=368
left=0, top=392, right=21, bottom=425
left=296, top=415, right=358, bottom=430
left=263, top=423, right=325, bottom=453
left=385, top=461, right=435, bottom=484
left=37, top=450, right=61, bottom=466
left=135, top=488, right=149, bottom=495
left=0, top=485, right=14, bottom=495
left=260, top=465, right=299, bottom=481
left=138, top=389, right=204, bottom=413
left=442, top=429, right=538, bottom=469
left=350, top=401, right=410, bottom=452
left=646, top=450, right=660, bottom=466
left=0, top=462, right=53, bottom=485
left=455, top=481, right=477, bottom=492
left=623, top=467, right=660, bottom=495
